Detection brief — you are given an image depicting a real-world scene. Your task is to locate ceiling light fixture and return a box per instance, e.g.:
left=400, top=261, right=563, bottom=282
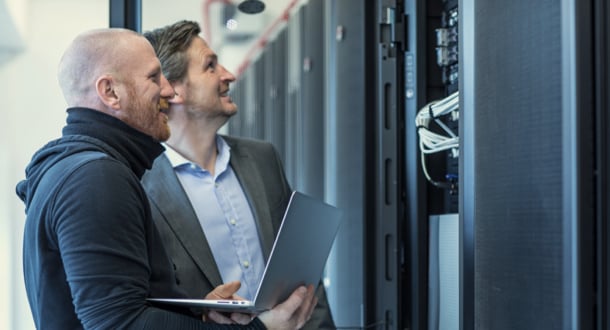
left=237, top=0, right=265, bottom=14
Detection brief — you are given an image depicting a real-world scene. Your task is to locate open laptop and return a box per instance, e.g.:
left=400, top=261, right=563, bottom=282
left=147, top=191, right=343, bottom=313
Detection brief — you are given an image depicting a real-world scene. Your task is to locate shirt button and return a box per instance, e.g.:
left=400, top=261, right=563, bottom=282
left=190, top=163, right=197, bottom=170
left=243, top=261, right=250, bottom=268
left=215, top=183, right=219, bottom=188
left=230, top=219, right=237, bottom=226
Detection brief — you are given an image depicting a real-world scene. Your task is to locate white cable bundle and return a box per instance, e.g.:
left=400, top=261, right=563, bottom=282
left=416, top=91, right=459, bottom=187
left=415, top=91, right=459, bottom=156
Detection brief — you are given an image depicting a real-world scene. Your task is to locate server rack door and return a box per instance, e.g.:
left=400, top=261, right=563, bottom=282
left=461, top=0, right=563, bottom=328
left=284, top=5, right=302, bottom=186
left=460, top=0, right=597, bottom=329
left=596, top=1, right=610, bottom=328
left=372, top=0, right=408, bottom=329
left=253, top=56, right=265, bottom=139
left=264, top=30, right=287, bottom=162
left=298, top=0, right=325, bottom=199
left=323, top=1, right=368, bottom=328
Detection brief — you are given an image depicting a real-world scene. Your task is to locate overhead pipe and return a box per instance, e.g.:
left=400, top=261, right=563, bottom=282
left=201, top=0, right=303, bottom=77
left=234, top=0, right=302, bottom=77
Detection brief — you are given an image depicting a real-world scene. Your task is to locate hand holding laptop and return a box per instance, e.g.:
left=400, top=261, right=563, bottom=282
left=203, top=281, right=317, bottom=328
left=203, top=281, right=250, bottom=324
left=258, top=284, right=317, bottom=329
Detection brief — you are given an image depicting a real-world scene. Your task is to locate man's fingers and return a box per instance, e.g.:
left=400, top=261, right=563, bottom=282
left=204, top=310, right=252, bottom=325
left=301, top=294, right=318, bottom=327
left=256, top=285, right=315, bottom=329
left=281, top=286, right=308, bottom=313
left=205, top=281, right=242, bottom=299
left=233, top=293, right=247, bottom=301
left=230, top=312, right=254, bottom=325
left=296, top=285, right=317, bottom=328
left=206, top=310, right=235, bottom=324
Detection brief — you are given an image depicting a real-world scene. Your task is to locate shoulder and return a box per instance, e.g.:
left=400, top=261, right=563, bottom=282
left=141, top=153, right=173, bottom=188
left=43, top=151, right=118, bottom=188
left=55, top=152, right=141, bottom=199
left=221, top=135, right=277, bottom=154
left=50, top=152, right=148, bottom=230
left=52, top=154, right=148, bottom=224
left=65, top=152, right=130, bottom=178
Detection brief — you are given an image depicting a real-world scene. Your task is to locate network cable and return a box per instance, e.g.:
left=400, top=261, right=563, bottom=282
left=416, top=91, right=459, bottom=189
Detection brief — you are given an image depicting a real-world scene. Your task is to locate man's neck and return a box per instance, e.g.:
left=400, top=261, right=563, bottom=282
left=166, top=122, right=220, bottom=175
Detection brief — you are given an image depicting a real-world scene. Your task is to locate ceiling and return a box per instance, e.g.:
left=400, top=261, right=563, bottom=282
left=0, top=0, right=303, bottom=74
left=207, top=0, right=305, bottom=75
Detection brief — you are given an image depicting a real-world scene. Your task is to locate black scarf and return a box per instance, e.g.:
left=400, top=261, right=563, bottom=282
left=62, top=107, right=165, bottom=178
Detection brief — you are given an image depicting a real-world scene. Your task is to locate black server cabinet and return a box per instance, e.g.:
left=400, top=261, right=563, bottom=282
left=230, top=74, right=245, bottom=135
left=253, top=56, right=265, bottom=139
left=402, top=0, right=460, bottom=328
left=283, top=5, right=302, bottom=188
left=461, top=0, right=566, bottom=328
left=298, top=0, right=326, bottom=199
left=323, top=0, right=369, bottom=327
left=263, top=30, right=287, bottom=162
left=460, top=0, right=606, bottom=329
left=597, top=1, right=610, bottom=328
left=374, top=0, right=406, bottom=328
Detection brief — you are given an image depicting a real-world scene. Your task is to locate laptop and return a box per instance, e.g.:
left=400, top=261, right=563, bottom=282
left=147, top=191, right=343, bottom=313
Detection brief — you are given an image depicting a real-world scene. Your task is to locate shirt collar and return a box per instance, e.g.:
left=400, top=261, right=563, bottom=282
left=163, top=143, right=190, bottom=168
left=163, top=136, right=231, bottom=173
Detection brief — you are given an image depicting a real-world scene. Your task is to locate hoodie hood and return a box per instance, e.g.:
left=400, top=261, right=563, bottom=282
left=16, top=108, right=164, bottom=210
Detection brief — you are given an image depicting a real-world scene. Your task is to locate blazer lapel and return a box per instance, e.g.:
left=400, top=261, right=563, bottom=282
left=227, top=139, right=276, bottom=259
left=144, top=155, right=224, bottom=287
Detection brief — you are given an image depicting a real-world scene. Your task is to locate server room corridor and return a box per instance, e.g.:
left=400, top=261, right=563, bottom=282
left=1, top=0, right=609, bottom=329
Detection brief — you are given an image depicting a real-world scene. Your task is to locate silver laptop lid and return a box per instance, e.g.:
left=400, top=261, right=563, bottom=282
left=252, top=191, right=343, bottom=310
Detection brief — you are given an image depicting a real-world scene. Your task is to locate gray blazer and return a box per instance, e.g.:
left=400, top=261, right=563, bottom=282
left=142, top=135, right=335, bottom=329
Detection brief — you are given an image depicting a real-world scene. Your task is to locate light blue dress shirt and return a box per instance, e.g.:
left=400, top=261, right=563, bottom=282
left=164, top=137, right=265, bottom=300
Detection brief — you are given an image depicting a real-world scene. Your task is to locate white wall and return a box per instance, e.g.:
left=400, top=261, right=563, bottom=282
left=0, top=0, right=107, bottom=328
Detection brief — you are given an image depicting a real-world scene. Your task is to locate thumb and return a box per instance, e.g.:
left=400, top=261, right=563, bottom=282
left=277, top=286, right=307, bottom=313
left=206, top=281, right=242, bottom=299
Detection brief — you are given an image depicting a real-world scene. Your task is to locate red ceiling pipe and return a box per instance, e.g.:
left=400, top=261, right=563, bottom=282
left=234, top=0, right=302, bottom=78
left=201, top=0, right=303, bottom=77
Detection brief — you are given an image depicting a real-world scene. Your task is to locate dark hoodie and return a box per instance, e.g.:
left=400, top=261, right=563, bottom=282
left=16, top=108, right=266, bottom=330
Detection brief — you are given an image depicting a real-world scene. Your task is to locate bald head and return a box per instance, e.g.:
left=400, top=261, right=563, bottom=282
left=57, top=28, right=144, bottom=108
left=56, top=28, right=174, bottom=141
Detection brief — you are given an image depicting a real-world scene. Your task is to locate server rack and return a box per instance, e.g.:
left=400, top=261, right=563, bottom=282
left=595, top=1, right=610, bottom=328
left=460, top=0, right=608, bottom=328
left=325, top=0, right=369, bottom=327
left=374, top=0, right=405, bottom=328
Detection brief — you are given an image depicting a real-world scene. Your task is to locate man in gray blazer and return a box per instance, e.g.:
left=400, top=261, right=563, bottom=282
left=141, top=20, right=335, bottom=329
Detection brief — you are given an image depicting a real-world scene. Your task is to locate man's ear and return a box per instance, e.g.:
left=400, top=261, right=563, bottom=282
left=96, top=75, right=121, bottom=109
left=169, top=82, right=185, bottom=104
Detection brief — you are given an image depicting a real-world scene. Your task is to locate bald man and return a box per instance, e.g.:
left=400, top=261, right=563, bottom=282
left=16, top=28, right=315, bottom=329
